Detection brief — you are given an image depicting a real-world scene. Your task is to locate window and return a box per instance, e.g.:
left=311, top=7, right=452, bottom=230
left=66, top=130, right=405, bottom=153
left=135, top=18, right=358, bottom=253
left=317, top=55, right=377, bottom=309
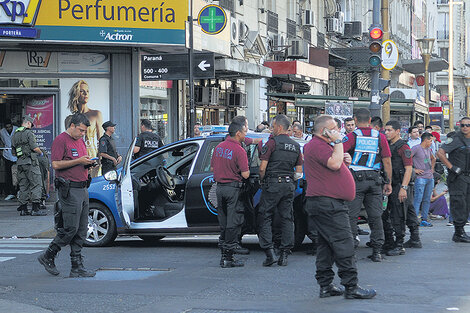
left=440, top=48, right=449, bottom=61
left=199, top=141, right=222, bottom=173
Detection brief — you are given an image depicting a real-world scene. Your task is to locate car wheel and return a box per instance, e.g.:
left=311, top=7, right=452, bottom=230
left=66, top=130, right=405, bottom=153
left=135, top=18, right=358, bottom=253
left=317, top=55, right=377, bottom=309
left=294, top=204, right=307, bottom=249
left=85, top=202, right=117, bottom=247
left=138, top=235, right=165, bottom=244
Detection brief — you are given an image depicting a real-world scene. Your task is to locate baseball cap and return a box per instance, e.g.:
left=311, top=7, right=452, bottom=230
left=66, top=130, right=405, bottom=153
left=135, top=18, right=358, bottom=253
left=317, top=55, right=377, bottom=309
left=102, top=121, right=117, bottom=130
left=24, top=115, right=34, bottom=127
left=431, top=131, right=441, bottom=143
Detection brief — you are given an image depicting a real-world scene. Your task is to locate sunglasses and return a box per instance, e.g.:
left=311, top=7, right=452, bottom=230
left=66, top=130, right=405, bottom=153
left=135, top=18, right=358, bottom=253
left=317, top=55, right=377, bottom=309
left=461, top=123, right=470, bottom=128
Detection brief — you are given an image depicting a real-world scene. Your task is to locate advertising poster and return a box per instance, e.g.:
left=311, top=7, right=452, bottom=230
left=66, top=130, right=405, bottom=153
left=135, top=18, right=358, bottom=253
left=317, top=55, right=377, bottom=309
left=325, top=101, right=353, bottom=129
left=60, top=78, right=110, bottom=177
left=25, top=96, right=54, bottom=153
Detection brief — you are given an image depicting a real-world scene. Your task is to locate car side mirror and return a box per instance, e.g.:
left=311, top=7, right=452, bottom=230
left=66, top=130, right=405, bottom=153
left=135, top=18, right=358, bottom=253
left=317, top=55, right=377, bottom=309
left=104, top=170, right=118, bottom=183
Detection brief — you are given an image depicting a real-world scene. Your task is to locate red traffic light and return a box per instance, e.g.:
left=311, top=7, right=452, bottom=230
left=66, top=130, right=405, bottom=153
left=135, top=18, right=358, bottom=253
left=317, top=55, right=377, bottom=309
left=370, top=27, right=383, bottom=40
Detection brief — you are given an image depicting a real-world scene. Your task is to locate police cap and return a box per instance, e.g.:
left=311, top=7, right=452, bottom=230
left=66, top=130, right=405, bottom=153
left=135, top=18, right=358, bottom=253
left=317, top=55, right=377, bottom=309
left=23, top=115, right=35, bottom=127
left=102, top=121, right=117, bottom=130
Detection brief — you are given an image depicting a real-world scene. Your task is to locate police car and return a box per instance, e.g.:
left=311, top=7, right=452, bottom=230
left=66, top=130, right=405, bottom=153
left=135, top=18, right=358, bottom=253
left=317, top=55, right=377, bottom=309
left=85, top=127, right=310, bottom=247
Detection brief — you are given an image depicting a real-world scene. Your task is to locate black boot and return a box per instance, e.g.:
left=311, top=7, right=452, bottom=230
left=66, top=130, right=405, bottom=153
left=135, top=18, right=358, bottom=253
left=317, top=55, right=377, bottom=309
left=37, top=244, right=60, bottom=276
left=221, top=249, right=244, bottom=268
left=319, top=283, right=345, bottom=298
left=277, top=250, right=289, bottom=266
left=234, top=243, right=250, bottom=255
left=31, top=202, right=47, bottom=216
left=262, top=248, right=277, bottom=267
left=452, top=225, right=470, bottom=243
left=344, top=285, right=377, bottom=299
left=17, top=204, right=30, bottom=216
left=368, top=247, right=384, bottom=262
left=219, top=248, right=225, bottom=267
left=381, top=232, right=395, bottom=255
left=404, top=226, right=422, bottom=248
left=70, top=255, right=96, bottom=277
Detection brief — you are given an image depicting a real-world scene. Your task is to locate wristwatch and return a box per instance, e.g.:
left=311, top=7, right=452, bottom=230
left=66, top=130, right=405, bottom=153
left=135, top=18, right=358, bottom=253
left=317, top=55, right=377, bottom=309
left=333, top=139, right=342, bottom=145
left=401, top=185, right=408, bottom=190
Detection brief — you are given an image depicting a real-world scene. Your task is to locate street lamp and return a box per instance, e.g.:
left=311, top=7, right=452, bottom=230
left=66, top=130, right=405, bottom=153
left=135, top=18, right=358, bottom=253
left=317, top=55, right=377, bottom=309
left=464, top=77, right=470, bottom=117
left=417, top=37, right=435, bottom=125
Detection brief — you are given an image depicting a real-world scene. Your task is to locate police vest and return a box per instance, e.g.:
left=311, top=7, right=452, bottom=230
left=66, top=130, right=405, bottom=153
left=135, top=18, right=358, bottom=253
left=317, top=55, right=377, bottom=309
left=389, top=139, right=407, bottom=185
left=12, top=127, right=33, bottom=158
left=265, top=135, right=300, bottom=177
left=350, top=129, right=382, bottom=171
left=448, top=132, right=470, bottom=173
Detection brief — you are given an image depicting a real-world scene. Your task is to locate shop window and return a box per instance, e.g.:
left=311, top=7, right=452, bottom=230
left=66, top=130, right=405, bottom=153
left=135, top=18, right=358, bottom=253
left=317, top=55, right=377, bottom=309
left=0, top=78, right=59, bottom=88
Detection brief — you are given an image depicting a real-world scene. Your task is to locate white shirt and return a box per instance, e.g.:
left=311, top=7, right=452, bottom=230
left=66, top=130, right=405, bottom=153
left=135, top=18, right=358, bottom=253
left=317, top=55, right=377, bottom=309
left=0, top=126, right=18, bottom=162
left=408, top=138, right=421, bottom=149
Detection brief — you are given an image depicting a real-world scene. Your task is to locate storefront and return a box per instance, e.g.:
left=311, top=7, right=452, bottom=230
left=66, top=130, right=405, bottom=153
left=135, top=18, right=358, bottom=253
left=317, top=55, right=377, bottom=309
left=0, top=0, right=188, bottom=184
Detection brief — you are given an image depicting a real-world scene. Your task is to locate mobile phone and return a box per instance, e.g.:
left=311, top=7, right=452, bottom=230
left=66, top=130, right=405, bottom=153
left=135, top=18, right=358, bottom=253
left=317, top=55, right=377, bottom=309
left=90, top=157, right=99, bottom=161
left=322, top=128, right=331, bottom=138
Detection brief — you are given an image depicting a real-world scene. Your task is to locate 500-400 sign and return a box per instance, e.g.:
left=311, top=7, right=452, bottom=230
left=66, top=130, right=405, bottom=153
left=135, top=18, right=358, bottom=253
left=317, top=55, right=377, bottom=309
left=143, top=68, right=168, bottom=74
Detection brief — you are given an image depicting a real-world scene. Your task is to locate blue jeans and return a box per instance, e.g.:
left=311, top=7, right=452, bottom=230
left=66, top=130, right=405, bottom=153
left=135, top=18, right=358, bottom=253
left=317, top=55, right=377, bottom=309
left=413, top=177, right=434, bottom=221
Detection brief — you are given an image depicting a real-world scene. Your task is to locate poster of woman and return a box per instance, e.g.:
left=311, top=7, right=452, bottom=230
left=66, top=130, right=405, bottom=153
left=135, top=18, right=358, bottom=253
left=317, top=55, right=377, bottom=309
left=60, top=78, right=109, bottom=177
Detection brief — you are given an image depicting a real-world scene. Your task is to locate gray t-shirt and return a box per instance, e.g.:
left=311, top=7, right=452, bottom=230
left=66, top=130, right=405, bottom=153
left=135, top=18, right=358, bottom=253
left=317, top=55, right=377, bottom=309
left=411, top=144, right=433, bottom=179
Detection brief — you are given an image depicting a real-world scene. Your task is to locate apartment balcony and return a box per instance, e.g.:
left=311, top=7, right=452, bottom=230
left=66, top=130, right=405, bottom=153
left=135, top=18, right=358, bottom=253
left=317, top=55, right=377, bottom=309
left=437, top=0, right=448, bottom=4
left=437, top=30, right=449, bottom=40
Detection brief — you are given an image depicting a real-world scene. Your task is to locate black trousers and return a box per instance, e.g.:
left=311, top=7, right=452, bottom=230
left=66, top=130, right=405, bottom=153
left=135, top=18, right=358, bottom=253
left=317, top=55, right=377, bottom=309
left=405, top=185, right=420, bottom=229
left=257, top=181, right=295, bottom=250
left=305, top=196, right=358, bottom=287
left=216, top=184, right=244, bottom=251
left=348, top=174, right=384, bottom=249
left=52, top=187, right=89, bottom=256
left=382, top=184, right=406, bottom=243
left=448, top=174, right=470, bottom=227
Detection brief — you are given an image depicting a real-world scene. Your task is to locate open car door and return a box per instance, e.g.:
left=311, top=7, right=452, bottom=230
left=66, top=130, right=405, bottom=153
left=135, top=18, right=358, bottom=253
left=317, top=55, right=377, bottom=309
left=116, top=138, right=137, bottom=228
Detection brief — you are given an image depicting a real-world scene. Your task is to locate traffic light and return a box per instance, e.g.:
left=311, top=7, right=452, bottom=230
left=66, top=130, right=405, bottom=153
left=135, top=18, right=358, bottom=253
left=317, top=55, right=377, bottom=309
left=378, top=78, right=390, bottom=106
left=369, top=26, right=383, bottom=67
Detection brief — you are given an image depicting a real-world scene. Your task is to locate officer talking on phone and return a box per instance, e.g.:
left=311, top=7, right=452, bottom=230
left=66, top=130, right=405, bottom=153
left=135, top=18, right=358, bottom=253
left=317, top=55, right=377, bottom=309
left=343, top=109, right=393, bottom=262
left=38, top=113, right=97, bottom=277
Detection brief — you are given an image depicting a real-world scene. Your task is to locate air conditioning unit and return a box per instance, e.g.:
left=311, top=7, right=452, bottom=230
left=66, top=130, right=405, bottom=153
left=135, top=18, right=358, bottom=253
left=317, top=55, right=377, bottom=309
left=342, top=21, right=363, bottom=39
left=226, top=92, right=247, bottom=107
left=239, top=21, right=248, bottom=43
left=287, top=39, right=308, bottom=59
left=326, top=17, right=340, bottom=34
left=303, top=9, right=315, bottom=26
left=195, top=86, right=219, bottom=105
left=334, top=11, right=345, bottom=35
left=230, top=17, right=239, bottom=45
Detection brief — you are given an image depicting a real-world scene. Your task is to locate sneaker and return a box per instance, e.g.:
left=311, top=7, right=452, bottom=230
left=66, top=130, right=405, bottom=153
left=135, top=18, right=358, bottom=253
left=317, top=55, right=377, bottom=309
left=447, top=222, right=454, bottom=226
left=4, top=194, right=15, bottom=201
left=420, top=221, right=433, bottom=227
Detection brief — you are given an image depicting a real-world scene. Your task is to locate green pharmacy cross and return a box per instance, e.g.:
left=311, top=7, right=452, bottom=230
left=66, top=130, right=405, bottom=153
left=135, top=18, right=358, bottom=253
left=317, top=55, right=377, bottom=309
left=198, top=5, right=227, bottom=35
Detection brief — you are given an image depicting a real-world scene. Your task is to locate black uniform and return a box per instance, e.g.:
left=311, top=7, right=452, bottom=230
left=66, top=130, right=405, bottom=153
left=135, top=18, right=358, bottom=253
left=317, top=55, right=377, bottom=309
left=258, top=134, right=301, bottom=253
left=441, top=133, right=470, bottom=228
left=98, top=133, right=119, bottom=174
left=134, top=131, right=163, bottom=159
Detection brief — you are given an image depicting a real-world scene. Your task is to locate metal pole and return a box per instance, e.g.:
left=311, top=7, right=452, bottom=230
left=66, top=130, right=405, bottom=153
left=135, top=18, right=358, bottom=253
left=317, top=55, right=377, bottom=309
left=449, top=0, right=454, bottom=130
left=369, top=0, right=382, bottom=118
left=423, top=54, right=430, bottom=125
left=381, top=0, right=391, bottom=123
left=188, top=0, right=195, bottom=137
left=466, top=85, right=470, bottom=117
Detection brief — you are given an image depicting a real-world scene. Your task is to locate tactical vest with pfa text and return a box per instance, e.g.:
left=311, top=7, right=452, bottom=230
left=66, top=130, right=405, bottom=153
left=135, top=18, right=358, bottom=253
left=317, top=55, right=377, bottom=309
left=448, top=132, right=470, bottom=173
left=265, top=134, right=300, bottom=177
left=350, top=128, right=382, bottom=171
left=389, top=139, right=407, bottom=185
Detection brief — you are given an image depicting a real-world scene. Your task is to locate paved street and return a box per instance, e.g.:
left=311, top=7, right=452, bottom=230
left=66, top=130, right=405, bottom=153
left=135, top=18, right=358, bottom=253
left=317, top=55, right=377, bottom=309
left=0, top=200, right=469, bottom=313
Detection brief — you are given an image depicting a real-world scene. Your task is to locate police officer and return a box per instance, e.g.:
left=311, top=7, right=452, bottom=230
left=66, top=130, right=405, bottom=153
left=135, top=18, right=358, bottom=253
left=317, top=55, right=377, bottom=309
left=11, top=115, right=45, bottom=216
left=133, top=119, right=164, bottom=159
left=343, top=108, right=392, bottom=262
left=258, top=114, right=303, bottom=267
left=437, top=117, right=470, bottom=243
left=211, top=120, right=250, bottom=268
left=37, top=113, right=96, bottom=277
left=383, top=121, right=422, bottom=256
left=98, top=121, right=122, bottom=175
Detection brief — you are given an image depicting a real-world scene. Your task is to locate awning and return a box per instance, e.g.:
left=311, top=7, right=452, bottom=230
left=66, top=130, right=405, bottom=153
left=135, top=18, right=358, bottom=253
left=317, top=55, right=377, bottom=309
left=215, top=58, right=272, bottom=79
left=402, top=58, right=449, bottom=74
left=264, top=60, right=329, bottom=83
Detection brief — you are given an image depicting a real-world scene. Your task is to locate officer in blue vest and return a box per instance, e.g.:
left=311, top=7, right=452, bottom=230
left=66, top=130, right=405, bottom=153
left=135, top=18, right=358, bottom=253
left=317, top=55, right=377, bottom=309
left=343, top=109, right=393, bottom=262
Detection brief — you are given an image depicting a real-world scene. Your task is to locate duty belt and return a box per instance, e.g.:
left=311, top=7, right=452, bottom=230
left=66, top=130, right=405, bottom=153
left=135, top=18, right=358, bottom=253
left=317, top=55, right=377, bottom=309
left=265, top=176, right=293, bottom=183
left=69, top=181, right=88, bottom=188
left=217, top=181, right=243, bottom=188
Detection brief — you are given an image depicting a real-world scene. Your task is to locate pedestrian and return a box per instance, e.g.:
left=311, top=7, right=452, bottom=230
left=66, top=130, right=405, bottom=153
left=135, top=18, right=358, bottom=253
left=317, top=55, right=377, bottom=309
left=11, top=115, right=45, bottom=216
left=407, top=126, right=421, bottom=149
left=211, top=120, right=250, bottom=268
left=425, top=126, right=433, bottom=133
left=344, top=117, right=356, bottom=135
left=133, top=119, right=164, bottom=159
left=437, top=117, right=470, bottom=243
left=304, top=114, right=376, bottom=299
left=37, top=113, right=97, bottom=277
left=343, top=108, right=392, bottom=262
left=194, top=122, right=202, bottom=137
left=383, top=121, right=422, bottom=256
left=411, top=132, right=436, bottom=227
left=98, top=121, right=122, bottom=175
left=0, top=120, right=18, bottom=200
left=292, top=124, right=312, bottom=141
left=371, top=116, right=384, bottom=133
left=414, top=120, right=425, bottom=135
left=257, top=114, right=303, bottom=267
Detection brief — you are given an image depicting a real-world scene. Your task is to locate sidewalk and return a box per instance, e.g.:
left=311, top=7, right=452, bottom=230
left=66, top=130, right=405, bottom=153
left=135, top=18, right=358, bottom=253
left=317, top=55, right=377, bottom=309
left=0, top=200, right=56, bottom=239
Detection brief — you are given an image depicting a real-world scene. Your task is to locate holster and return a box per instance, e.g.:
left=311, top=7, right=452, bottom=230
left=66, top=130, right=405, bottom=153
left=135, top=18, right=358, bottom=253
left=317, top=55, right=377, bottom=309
left=87, top=174, right=92, bottom=188
left=54, top=200, right=63, bottom=230
left=352, top=171, right=365, bottom=181
left=54, top=177, right=70, bottom=199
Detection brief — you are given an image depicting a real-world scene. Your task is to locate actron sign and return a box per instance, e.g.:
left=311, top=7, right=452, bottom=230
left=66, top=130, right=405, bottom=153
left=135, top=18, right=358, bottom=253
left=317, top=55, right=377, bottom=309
left=0, top=0, right=188, bottom=45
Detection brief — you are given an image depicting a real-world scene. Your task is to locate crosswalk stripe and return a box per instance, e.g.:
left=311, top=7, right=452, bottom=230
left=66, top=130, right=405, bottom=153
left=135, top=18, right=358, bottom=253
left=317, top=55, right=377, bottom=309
left=0, top=249, right=42, bottom=254
left=0, top=257, right=15, bottom=262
